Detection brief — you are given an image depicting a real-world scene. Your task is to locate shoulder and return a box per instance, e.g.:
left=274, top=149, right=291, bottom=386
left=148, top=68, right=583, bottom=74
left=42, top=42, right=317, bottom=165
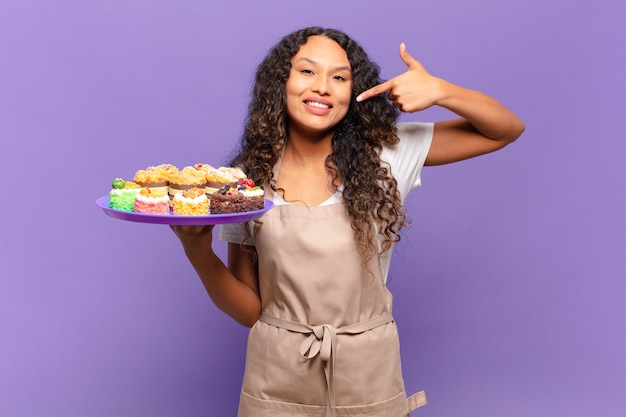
left=381, top=122, right=434, bottom=160
left=379, top=122, right=435, bottom=200
left=395, top=121, right=435, bottom=142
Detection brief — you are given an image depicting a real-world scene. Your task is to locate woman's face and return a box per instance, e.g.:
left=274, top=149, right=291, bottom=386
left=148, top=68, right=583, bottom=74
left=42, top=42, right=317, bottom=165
left=285, top=35, right=352, bottom=139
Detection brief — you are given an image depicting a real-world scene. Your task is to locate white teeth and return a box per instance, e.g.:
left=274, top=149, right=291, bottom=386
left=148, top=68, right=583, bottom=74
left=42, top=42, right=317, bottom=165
left=306, top=101, right=330, bottom=109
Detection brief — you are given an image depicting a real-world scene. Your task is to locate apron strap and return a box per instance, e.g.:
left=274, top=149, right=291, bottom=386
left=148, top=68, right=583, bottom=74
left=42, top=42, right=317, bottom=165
left=406, top=390, right=427, bottom=413
left=260, top=312, right=394, bottom=417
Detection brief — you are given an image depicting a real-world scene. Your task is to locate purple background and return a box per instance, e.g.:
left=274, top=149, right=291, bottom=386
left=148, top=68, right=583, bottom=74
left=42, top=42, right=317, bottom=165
left=1, top=1, right=625, bottom=416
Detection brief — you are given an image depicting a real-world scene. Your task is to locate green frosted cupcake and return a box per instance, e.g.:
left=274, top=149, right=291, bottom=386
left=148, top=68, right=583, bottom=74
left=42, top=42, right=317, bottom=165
left=108, top=178, right=140, bottom=212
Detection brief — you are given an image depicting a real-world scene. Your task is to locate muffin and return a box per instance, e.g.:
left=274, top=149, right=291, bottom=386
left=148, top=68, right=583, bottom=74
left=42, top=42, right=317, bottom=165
left=168, top=166, right=207, bottom=199
left=134, top=164, right=178, bottom=194
left=205, top=166, right=247, bottom=195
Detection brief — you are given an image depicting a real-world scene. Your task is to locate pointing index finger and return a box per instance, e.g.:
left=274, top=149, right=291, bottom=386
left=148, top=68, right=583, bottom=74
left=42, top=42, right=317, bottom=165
left=356, top=80, right=392, bottom=102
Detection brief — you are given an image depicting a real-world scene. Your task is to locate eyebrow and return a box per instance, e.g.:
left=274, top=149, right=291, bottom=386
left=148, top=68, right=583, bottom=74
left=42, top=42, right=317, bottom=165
left=294, top=57, right=351, bottom=72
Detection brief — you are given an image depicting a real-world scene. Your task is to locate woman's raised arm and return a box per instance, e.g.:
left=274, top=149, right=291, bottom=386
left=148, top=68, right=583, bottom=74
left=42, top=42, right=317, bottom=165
left=356, top=43, right=525, bottom=165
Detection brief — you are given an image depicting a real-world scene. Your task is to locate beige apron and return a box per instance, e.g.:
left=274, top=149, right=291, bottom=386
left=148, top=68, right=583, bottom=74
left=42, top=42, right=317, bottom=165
left=237, top=189, right=426, bottom=417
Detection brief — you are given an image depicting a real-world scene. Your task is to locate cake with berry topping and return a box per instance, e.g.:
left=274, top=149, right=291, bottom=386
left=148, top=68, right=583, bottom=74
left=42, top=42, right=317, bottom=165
left=171, top=187, right=209, bottom=215
left=133, top=187, right=170, bottom=214
left=210, top=179, right=265, bottom=214
left=108, top=178, right=141, bottom=212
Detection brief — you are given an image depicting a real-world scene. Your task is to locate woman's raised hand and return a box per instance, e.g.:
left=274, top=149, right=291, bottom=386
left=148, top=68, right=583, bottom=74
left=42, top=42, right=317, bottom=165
left=356, top=43, right=442, bottom=113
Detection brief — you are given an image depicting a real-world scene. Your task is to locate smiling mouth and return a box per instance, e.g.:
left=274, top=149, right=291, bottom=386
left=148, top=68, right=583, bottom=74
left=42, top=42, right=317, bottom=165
left=304, top=100, right=331, bottom=109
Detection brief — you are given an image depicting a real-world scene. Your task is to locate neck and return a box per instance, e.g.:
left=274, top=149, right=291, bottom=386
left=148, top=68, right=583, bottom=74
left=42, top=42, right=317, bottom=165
left=284, top=130, right=333, bottom=164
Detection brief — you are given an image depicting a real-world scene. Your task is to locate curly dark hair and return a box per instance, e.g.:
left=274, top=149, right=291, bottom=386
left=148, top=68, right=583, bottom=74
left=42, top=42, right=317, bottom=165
left=230, top=27, right=406, bottom=264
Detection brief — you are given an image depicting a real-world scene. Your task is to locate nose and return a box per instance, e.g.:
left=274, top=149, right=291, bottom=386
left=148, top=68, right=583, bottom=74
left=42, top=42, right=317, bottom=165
left=312, top=75, right=329, bottom=95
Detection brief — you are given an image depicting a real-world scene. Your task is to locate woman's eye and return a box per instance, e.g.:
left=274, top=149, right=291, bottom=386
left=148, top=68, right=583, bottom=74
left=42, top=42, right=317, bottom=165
left=301, top=69, right=314, bottom=75
left=333, top=75, right=346, bottom=81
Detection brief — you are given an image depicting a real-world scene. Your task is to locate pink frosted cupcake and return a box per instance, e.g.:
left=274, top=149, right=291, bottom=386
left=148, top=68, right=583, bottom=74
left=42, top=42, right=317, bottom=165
left=133, top=187, right=170, bottom=214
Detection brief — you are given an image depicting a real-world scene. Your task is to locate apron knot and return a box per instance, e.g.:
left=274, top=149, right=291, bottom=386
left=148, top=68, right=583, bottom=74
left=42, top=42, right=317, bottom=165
left=259, top=312, right=395, bottom=417
left=299, top=324, right=336, bottom=362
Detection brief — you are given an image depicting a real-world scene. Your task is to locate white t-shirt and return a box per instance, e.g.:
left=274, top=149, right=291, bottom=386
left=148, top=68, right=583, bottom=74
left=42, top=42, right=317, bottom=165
left=219, top=121, right=434, bottom=282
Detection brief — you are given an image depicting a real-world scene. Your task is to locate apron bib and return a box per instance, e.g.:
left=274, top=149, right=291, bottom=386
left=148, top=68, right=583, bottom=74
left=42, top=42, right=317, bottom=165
left=237, top=192, right=425, bottom=417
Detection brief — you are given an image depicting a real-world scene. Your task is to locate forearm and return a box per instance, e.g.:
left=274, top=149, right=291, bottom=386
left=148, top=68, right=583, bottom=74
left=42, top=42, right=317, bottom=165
left=185, top=247, right=261, bottom=327
left=435, top=78, right=525, bottom=143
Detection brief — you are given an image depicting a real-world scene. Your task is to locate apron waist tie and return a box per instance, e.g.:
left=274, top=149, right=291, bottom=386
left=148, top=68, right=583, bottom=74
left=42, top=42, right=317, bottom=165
left=259, top=312, right=394, bottom=417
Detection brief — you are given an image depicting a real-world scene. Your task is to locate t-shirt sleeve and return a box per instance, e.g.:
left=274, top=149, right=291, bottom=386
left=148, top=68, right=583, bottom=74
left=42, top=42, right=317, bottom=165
left=219, top=221, right=254, bottom=245
left=380, top=122, right=434, bottom=203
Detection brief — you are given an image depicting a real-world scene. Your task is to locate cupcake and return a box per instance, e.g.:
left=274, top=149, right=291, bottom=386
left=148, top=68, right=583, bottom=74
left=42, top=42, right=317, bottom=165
left=134, top=164, right=178, bottom=194
left=210, top=179, right=265, bottom=214
left=108, top=178, right=141, bottom=212
left=171, top=187, right=209, bottom=215
left=192, top=163, right=215, bottom=173
left=133, top=187, right=170, bottom=214
left=151, top=163, right=179, bottom=176
left=168, top=166, right=207, bottom=199
left=205, top=166, right=247, bottom=196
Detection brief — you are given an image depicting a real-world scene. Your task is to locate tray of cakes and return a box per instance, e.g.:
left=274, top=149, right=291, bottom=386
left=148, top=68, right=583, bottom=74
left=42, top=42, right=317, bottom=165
left=96, top=164, right=273, bottom=225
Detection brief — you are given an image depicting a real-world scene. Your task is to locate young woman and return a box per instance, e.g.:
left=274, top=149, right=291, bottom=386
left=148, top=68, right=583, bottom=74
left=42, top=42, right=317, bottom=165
left=171, top=27, right=524, bottom=417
